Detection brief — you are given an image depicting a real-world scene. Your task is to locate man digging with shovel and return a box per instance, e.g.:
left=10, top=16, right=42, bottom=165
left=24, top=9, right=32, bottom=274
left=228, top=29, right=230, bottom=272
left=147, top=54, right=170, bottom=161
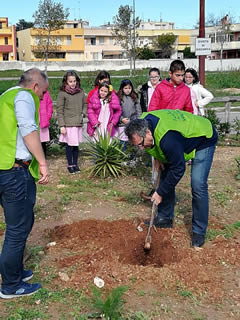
left=125, top=109, right=218, bottom=248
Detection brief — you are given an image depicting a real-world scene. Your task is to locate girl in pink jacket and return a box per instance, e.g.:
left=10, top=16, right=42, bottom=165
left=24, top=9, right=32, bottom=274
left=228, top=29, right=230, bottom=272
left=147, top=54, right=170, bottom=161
left=87, top=82, right=121, bottom=139
left=39, top=91, right=53, bottom=156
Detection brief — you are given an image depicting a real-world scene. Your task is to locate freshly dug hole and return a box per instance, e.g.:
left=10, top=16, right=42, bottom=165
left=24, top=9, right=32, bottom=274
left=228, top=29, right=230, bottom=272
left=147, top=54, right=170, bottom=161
left=50, top=219, right=181, bottom=267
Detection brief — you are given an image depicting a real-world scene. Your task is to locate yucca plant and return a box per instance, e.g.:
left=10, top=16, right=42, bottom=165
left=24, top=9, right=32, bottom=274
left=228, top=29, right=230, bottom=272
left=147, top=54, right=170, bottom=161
left=86, top=130, right=127, bottom=178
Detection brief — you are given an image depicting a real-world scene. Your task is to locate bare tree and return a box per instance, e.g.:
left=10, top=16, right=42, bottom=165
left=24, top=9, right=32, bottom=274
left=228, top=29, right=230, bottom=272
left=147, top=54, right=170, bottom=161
left=33, top=0, right=69, bottom=73
left=112, top=5, right=140, bottom=75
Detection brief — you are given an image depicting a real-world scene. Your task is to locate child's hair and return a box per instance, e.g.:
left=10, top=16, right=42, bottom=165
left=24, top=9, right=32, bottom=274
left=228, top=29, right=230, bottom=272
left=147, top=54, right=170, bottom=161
left=169, top=60, right=185, bottom=73
left=60, top=70, right=81, bottom=91
left=98, top=82, right=112, bottom=102
left=148, top=67, right=161, bottom=77
left=94, top=70, right=111, bottom=86
left=117, top=79, right=138, bottom=103
left=184, top=68, right=199, bottom=84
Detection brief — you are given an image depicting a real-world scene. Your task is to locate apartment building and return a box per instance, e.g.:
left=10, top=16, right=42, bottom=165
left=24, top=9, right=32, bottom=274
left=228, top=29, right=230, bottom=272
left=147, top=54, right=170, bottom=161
left=0, top=17, right=17, bottom=61
left=84, top=26, right=124, bottom=60
left=191, top=23, right=240, bottom=59
left=17, top=20, right=84, bottom=61
left=137, top=28, right=191, bottom=59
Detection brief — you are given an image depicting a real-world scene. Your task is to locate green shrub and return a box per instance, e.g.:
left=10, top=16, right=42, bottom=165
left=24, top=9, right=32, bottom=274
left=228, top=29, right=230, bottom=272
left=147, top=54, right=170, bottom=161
left=86, top=285, right=128, bottom=320
left=86, top=130, right=127, bottom=178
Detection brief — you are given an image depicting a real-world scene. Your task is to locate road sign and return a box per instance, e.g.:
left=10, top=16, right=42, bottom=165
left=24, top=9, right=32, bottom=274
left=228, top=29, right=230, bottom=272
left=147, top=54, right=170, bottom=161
left=195, top=38, right=211, bottom=56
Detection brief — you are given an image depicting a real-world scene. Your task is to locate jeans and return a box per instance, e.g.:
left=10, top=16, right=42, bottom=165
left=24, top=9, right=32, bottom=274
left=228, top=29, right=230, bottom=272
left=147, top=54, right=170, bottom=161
left=0, top=167, right=36, bottom=293
left=156, top=144, right=216, bottom=235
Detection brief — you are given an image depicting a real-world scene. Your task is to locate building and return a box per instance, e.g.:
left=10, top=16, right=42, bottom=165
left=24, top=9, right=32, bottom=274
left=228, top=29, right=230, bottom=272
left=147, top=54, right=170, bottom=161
left=138, top=19, right=175, bottom=30
left=17, top=20, right=85, bottom=61
left=0, top=17, right=17, bottom=61
left=84, top=26, right=124, bottom=60
left=137, top=28, right=192, bottom=59
left=190, top=21, right=240, bottom=59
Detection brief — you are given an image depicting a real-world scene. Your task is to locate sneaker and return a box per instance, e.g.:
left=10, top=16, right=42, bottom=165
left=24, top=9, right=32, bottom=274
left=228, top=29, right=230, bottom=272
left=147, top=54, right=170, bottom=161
left=73, top=166, right=80, bottom=173
left=0, top=282, right=41, bottom=299
left=22, top=270, right=33, bottom=282
left=67, top=167, right=76, bottom=174
left=144, top=217, right=173, bottom=228
left=191, top=232, right=205, bottom=247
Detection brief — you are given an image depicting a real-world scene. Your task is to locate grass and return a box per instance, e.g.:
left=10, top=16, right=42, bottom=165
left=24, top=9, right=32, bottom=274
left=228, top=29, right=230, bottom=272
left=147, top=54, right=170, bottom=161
left=206, top=221, right=240, bottom=241
left=1, top=69, right=240, bottom=100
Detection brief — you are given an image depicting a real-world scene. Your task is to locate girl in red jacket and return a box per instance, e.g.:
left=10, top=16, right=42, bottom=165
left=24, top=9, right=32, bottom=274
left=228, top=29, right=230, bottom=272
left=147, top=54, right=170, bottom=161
left=87, top=82, right=121, bottom=140
left=39, top=91, right=53, bottom=157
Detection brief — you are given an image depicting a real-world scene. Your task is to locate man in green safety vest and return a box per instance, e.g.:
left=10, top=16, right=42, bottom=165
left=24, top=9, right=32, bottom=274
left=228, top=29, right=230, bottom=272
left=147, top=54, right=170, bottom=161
left=0, top=68, right=49, bottom=299
left=125, top=109, right=218, bottom=248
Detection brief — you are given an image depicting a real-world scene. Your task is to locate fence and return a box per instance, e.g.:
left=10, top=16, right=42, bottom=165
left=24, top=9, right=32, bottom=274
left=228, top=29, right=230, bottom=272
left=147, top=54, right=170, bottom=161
left=206, top=96, right=240, bottom=123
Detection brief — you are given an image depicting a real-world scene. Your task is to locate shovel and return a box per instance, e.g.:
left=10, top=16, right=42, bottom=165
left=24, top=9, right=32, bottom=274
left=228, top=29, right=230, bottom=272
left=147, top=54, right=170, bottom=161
left=144, top=168, right=161, bottom=251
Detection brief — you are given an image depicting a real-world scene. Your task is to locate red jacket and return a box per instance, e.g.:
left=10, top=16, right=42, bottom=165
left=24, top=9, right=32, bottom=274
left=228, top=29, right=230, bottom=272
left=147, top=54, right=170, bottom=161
left=39, top=91, right=53, bottom=128
left=148, top=79, right=193, bottom=113
left=87, top=90, right=121, bottom=137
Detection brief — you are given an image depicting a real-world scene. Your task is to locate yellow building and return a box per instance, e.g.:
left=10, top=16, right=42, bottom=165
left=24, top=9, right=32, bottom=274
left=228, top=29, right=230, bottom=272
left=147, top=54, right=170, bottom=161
left=137, top=28, right=192, bottom=59
left=17, top=21, right=84, bottom=61
left=0, top=17, right=17, bottom=61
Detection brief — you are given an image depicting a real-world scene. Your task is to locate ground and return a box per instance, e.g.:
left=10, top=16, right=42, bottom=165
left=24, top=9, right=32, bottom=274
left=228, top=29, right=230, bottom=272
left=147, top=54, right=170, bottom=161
left=0, top=146, right=240, bottom=319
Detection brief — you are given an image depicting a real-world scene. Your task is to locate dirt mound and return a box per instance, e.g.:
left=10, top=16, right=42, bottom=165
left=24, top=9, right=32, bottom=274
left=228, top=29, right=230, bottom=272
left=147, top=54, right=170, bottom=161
left=46, top=219, right=240, bottom=302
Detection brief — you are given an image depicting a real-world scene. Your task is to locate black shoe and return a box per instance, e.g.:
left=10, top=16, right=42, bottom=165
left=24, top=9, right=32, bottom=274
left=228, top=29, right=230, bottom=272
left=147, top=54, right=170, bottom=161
left=148, top=189, right=155, bottom=197
left=74, top=166, right=80, bottom=173
left=191, top=232, right=205, bottom=247
left=140, top=189, right=155, bottom=201
left=144, top=217, right=173, bottom=229
left=67, top=167, right=76, bottom=174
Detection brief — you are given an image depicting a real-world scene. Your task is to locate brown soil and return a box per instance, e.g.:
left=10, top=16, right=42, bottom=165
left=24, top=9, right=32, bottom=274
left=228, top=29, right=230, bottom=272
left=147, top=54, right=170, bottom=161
left=47, top=219, right=240, bottom=303
left=1, top=146, right=240, bottom=319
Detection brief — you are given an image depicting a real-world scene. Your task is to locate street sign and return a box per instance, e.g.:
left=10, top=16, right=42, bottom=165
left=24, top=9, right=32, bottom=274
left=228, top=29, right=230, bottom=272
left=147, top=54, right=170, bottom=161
left=195, top=38, right=211, bottom=56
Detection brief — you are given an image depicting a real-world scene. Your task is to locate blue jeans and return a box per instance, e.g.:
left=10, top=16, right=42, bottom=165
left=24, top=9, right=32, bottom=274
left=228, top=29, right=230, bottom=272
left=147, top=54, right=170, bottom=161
left=0, top=167, right=36, bottom=293
left=157, top=144, right=216, bottom=235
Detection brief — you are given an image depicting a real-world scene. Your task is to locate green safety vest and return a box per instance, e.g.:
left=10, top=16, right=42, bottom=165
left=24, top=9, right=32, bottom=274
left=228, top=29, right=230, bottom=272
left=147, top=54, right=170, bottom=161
left=0, top=88, right=40, bottom=181
left=141, top=109, right=213, bottom=163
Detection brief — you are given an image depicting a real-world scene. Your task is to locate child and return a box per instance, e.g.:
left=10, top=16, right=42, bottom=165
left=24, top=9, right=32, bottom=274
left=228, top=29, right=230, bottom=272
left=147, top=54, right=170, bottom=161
left=56, top=71, right=87, bottom=174
left=138, top=67, right=161, bottom=112
left=184, top=68, right=214, bottom=116
left=117, top=79, right=142, bottom=149
left=87, top=70, right=113, bottom=104
left=87, top=82, right=121, bottom=139
left=148, top=60, right=193, bottom=113
left=39, top=91, right=53, bottom=157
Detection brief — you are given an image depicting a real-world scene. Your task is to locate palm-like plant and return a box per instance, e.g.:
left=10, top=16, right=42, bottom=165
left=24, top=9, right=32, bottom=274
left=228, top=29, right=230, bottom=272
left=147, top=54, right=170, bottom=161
left=86, top=130, right=127, bottom=178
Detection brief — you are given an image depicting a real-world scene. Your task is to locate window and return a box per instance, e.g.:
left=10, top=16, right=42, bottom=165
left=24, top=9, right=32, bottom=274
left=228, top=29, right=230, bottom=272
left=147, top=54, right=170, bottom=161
left=75, top=35, right=83, bottom=38
left=99, top=37, right=104, bottom=45
left=0, top=22, right=2, bottom=29
left=3, top=53, right=9, bottom=61
left=67, top=36, right=72, bottom=45
left=92, top=52, right=99, bottom=59
left=91, top=38, right=96, bottom=45
left=5, top=37, right=8, bottom=45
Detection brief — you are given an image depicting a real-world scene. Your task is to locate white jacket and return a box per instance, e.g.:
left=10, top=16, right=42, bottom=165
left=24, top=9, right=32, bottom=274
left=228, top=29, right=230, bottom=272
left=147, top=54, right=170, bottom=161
left=188, top=83, right=213, bottom=116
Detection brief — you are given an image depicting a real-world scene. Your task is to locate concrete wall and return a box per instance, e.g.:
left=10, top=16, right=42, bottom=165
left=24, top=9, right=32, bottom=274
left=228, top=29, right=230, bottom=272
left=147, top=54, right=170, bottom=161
left=1, top=58, right=240, bottom=72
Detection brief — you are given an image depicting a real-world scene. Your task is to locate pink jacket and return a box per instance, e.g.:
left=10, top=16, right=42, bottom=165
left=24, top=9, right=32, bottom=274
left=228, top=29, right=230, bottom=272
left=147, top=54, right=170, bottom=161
left=87, top=90, right=121, bottom=136
left=148, top=79, right=193, bottom=113
left=39, top=91, right=53, bottom=128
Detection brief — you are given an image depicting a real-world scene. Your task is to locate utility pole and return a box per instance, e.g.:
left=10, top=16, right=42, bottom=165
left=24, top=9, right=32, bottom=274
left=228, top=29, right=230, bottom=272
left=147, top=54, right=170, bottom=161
left=199, top=0, right=205, bottom=86
left=132, top=0, right=136, bottom=75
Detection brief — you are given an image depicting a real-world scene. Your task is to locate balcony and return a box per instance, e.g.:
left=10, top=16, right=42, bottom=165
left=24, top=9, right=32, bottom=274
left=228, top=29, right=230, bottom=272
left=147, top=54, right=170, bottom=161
left=0, top=45, right=13, bottom=53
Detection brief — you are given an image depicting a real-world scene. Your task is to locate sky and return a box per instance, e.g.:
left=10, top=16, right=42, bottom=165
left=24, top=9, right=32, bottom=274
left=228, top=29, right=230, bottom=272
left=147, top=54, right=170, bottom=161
left=2, top=0, right=240, bottom=29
